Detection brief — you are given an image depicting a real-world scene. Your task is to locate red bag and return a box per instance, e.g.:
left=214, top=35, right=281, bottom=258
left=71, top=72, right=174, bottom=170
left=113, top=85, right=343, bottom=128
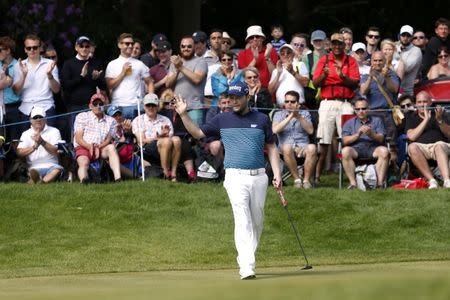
left=117, top=143, right=134, bottom=164
left=392, top=178, right=429, bottom=189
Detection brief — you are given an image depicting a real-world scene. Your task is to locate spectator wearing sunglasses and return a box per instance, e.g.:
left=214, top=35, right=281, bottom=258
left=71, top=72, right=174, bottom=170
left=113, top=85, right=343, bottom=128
left=290, top=33, right=311, bottom=64
left=412, top=30, right=428, bottom=53
left=365, top=26, right=381, bottom=62
left=396, top=25, right=422, bottom=95
left=13, top=34, right=60, bottom=130
left=211, top=51, right=243, bottom=106
left=426, top=46, right=450, bottom=80
left=16, top=106, right=63, bottom=184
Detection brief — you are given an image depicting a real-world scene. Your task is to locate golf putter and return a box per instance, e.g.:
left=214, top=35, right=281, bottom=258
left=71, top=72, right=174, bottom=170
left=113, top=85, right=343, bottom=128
left=276, top=187, right=312, bottom=270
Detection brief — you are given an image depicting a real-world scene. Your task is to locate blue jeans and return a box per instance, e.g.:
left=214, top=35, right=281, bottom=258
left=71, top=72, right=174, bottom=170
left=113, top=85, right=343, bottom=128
left=121, top=105, right=143, bottom=120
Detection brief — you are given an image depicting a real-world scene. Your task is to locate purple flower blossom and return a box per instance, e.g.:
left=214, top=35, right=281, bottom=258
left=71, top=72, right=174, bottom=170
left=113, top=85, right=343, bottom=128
left=75, top=7, right=82, bottom=15
left=65, top=4, right=75, bottom=16
left=69, top=26, right=79, bottom=35
left=59, top=32, right=68, bottom=40
left=64, top=40, right=73, bottom=48
left=10, top=5, right=20, bottom=17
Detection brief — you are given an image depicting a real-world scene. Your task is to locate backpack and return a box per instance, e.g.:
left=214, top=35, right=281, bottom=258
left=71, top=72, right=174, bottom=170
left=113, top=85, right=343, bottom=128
left=355, top=164, right=378, bottom=191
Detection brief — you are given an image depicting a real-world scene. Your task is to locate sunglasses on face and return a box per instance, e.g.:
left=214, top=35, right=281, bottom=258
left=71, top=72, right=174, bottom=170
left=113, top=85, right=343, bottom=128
left=32, top=115, right=44, bottom=120
left=45, top=55, right=57, bottom=60
left=355, top=107, right=368, bottom=112
left=400, top=103, right=413, bottom=109
left=400, top=33, right=412, bottom=38
left=367, top=35, right=380, bottom=39
left=25, top=46, right=39, bottom=51
left=145, top=104, right=157, bottom=108
left=413, top=36, right=425, bottom=40
left=245, top=75, right=258, bottom=80
left=293, top=43, right=305, bottom=48
left=181, top=44, right=193, bottom=49
left=121, top=41, right=134, bottom=47
left=222, top=40, right=231, bottom=45
left=284, top=100, right=297, bottom=104
left=438, top=54, right=449, bottom=59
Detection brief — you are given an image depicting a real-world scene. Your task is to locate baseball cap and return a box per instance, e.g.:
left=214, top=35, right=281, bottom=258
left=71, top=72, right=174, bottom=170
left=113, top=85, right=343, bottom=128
left=279, top=44, right=294, bottom=52
left=107, top=105, right=122, bottom=117
left=311, top=30, right=326, bottom=41
left=75, top=36, right=90, bottom=45
left=152, top=33, right=167, bottom=44
left=30, top=107, right=46, bottom=118
left=90, top=93, right=106, bottom=104
left=352, top=42, right=366, bottom=52
left=143, top=93, right=159, bottom=105
left=227, top=81, right=249, bottom=97
left=192, top=31, right=207, bottom=43
left=400, top=25, right=414, bottom=35
left=156, top=41, right=172, bottom=51
left=330, top=33, right=344, bottom=43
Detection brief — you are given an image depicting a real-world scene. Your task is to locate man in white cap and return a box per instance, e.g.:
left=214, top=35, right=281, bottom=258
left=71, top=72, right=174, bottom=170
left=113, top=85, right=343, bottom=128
left=16, top=106, right=63, bottom=183
left=221, top=32, right=236, bottom=52
left=351, top=42, right=370, bottom=75
left=132, top=93, right=181, bottom=181
left=268, top=44, right=308, bottom=107
left=238, top=25, right=278, bottom=88
left=397, top=25, right=422, bottom=95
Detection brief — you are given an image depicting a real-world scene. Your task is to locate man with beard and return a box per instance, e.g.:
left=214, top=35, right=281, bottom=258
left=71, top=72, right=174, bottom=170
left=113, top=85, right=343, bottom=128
left=174, top=81, right=281, bottom=280
left=105, top=33, right=154, bottom=119
left=166, top=36, right=207, bottom=125
left=150, top=41, right=172, bottom=97
left=396, top=25, right=422, bottom=95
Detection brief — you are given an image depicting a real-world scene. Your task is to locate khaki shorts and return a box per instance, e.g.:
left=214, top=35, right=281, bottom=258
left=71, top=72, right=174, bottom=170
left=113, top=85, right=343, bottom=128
left=408, top=141, right=450, bottom=160
left=317, top=100, right=354, bottom=144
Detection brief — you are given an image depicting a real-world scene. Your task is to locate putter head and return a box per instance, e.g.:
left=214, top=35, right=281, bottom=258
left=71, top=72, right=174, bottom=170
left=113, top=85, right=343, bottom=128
left=302, top=265, right=313, bottom=270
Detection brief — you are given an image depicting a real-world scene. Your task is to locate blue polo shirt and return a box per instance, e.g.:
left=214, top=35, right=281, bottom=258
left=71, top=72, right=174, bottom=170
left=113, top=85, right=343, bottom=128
left=201, top=110, right=275, bottom=169
left=361, top=70, right=399, bottom=109
left=342, top=116, right=385, bottom=150
left=0, top=59, right=21, bottom=104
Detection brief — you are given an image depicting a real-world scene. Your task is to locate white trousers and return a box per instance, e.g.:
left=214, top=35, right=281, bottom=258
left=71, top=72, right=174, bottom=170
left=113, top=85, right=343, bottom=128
left=223, top=169, right=268, bottom=277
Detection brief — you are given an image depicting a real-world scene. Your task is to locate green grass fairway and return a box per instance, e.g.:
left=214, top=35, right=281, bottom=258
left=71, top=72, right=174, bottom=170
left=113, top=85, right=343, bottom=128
left=1, top=261, right=449, bottom=300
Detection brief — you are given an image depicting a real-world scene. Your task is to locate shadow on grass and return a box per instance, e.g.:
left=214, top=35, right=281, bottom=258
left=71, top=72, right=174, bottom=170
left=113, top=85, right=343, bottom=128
left=257, top=267, right=371, bottom=280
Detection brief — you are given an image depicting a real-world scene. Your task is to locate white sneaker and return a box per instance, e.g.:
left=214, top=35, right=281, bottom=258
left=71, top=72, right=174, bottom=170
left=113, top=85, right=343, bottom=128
left=428, top=179, right=438, bottom=189
left=444, top=179, right=450, bottom=188
left=293, top=178, right=302, bottom=188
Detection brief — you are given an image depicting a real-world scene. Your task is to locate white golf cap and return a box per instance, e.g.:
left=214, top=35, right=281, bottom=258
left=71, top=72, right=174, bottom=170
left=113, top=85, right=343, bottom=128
left=352, top=42, right=366, bottom=52
left=30, top=107, right=46, bottom=118
left=400, top=25, right=414, bottom=35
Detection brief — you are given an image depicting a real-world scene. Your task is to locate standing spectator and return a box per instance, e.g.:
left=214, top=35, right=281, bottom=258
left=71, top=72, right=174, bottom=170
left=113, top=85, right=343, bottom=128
left=166, top=36, right=207, bottom=126
left=243, top=67, right=273, bottom=116
left=211, top=51, right=243, bottom=106
left=105, top=33, right=154, bottom=119
left=203, top=29, right=223, bottom=107
left=73, top=93, right=122, bottom=183
left=132, top=93, right=181, bottom=181
left=422, top=18, right=450, bottom=77
left=192, top=31, right=208, bottom=58
left=174, top=81, right=282, bottom=280
left=221, top=32, right=236, bottom=53
left=61, top=36, right=105, bottom=134
left=340, top=27, right=354, bottom=55
left=312, top=33, right=360, bottom=183
left=290, top=33, right=310, bottom=64
left=412, top=30, right=428, bottom=54
left=0, top=36, right=21, bottom=140
left=426, top=46, right=450, bottom=80
left=13, top=34, right=60, bottom=128
left=141, top=33, right=167, bottom=68
left=150, top=41, right=172, bottom=97
left=365, top=26, right=381, bottom=62
left=341, top=98, right=389, bottom=189
left=396, top=25, right=422, bottom=95
left=270, top=24, right=287, bottom=54
left=302, top=30, right=327, bottom=79
left=0, top=62, right=12, bottom=137
left=405, top=91, right=450, bottom=189
left=238, top=25, right=277, bottom=88
left=351, top=42, right=370, bottom=76
left=268, top=44, right=308, bottom=107
left=16, top=107, right=63, bottom=183
left=380, top=39, right=402, bottom=78
left=272, top=90, right=317, bottom=189
left=131, top=39, right=143, bottom=59
left=360, top=51, right=400, bottom=145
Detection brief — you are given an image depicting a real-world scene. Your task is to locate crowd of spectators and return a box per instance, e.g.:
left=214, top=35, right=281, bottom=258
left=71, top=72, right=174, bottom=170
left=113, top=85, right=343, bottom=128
left=0, top=17, right=449, bottom=188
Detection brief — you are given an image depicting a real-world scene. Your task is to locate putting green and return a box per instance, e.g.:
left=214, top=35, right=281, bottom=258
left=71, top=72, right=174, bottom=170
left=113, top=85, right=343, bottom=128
left=1, top=261, right=449, bottom=300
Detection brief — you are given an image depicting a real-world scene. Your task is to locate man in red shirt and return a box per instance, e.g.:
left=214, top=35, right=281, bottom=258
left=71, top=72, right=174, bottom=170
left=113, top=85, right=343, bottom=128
left=313, top=33, right=360, bottom=182
left=238, top=25, right=278, bottom=88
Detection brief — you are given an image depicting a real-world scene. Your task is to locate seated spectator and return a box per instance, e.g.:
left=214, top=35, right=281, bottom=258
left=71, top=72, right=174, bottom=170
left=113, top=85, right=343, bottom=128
left=405, top=91, right=450, bottom=189
left=204, top=92, right=232, bottom=168
left=16, top=107, right=63, bottom=183
left=211, top=51, right=243, bottom=107
left=272, top=91, right=317, bottom=189
left=341, top=98, right=389, bottom=189
left=74, top=93, right=122, bottom=183
left=132, top=93, right=181, bottom=181
left=426, top=46, right=450, bottom=80
left=107, top=105, right=138, bottom=179
left=159, top=89, right=197, bottom=182
left=243, top=67, right=273, bottom=116
left=269, top=44, right=308, bottom=107
left=395, top=94, right=416, bottom=170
